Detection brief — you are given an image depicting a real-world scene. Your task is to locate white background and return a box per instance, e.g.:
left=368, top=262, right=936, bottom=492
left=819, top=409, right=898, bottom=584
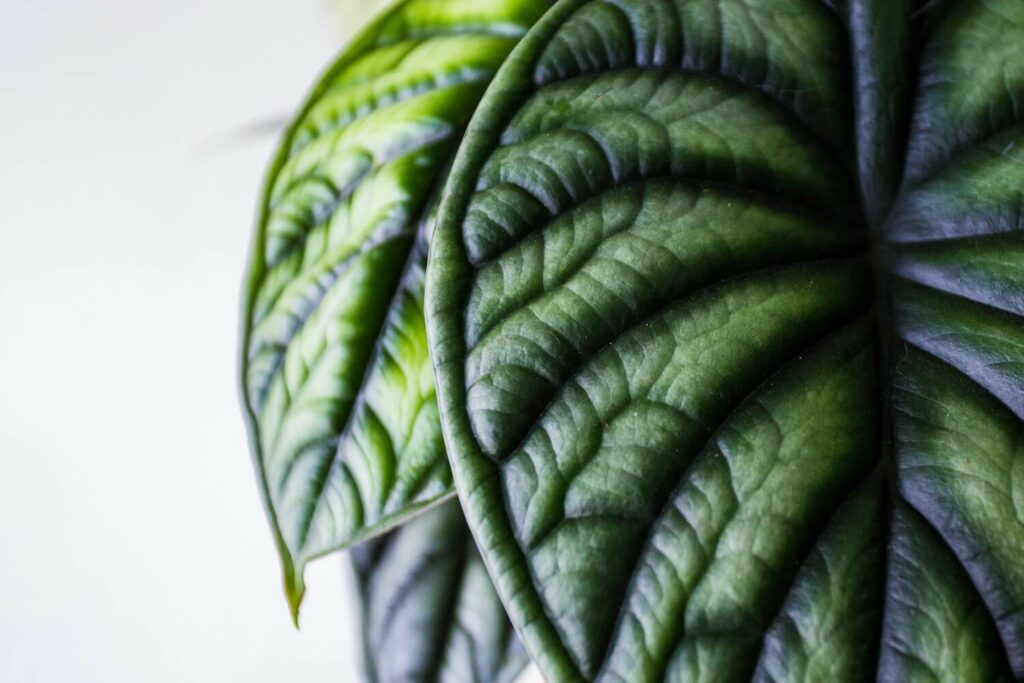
left=0, top=0, right=542, bottom=681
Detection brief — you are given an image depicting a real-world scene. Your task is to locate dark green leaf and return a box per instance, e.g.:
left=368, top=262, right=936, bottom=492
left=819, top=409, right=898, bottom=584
left=239, top=0, right=551, bottom=619
left=352, top=500, right=527, bottom=683
left=427, top=0, right=1024, bottom=680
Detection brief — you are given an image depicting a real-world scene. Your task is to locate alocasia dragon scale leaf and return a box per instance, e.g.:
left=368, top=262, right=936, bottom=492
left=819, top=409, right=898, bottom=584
left=352, top=500, right=527, bottom=683
left=427, top=0, right=1024, bottom=680
left=239, top=0, right=550, bottom=618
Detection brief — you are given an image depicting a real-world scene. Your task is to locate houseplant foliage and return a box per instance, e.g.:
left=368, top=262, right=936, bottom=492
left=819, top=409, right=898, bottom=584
left=239, top=0, right=550, bottom=618
left=352, top=500, right=527, bottom=683
left=427, top=0, right=1024, bottom=681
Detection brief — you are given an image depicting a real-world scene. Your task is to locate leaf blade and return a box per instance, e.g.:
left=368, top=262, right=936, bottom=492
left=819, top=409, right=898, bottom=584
left=426, top=0, right=1024, bottom=679
left=352, top=500, right=528, bottom=683
left=239, top=0, right=551, bottom=616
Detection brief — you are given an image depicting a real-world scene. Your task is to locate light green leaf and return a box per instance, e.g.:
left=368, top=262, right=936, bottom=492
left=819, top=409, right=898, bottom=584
left=239, top=0, right=551, bottom=620
left=427, top=0, right=1024, bottom=680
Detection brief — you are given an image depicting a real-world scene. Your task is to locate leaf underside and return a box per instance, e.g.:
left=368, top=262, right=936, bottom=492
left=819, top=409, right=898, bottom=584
left=239, top=0, right=551, bottom=616
left=352, top=500, right=527, bottom=683
left=427, top=0, right=1024, bottom=681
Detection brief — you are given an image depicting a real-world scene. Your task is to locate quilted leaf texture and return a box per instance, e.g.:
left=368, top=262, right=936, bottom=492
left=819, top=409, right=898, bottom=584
left=239, top=0, right=551, bottom=618
left=427, top=0, right=1024, bottom=680
left=352, top=500, right=527, bottom=683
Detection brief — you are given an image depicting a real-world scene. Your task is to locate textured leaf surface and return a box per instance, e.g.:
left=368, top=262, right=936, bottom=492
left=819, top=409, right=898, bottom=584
left=239, top=0, right=550, bottom=617
left=427, top=0, right=1024, bottom=680
left=352, top=500, right=527, bottom=683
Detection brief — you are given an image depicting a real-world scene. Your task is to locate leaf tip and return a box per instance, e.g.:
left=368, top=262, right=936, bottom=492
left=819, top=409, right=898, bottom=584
left=287, top=593, right=303, bottom=630
left=282, top=558, right=305, bottom=628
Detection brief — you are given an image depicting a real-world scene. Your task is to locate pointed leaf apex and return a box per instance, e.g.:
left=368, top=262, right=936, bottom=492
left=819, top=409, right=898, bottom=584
left=282, top=558, right=305, bottom=628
